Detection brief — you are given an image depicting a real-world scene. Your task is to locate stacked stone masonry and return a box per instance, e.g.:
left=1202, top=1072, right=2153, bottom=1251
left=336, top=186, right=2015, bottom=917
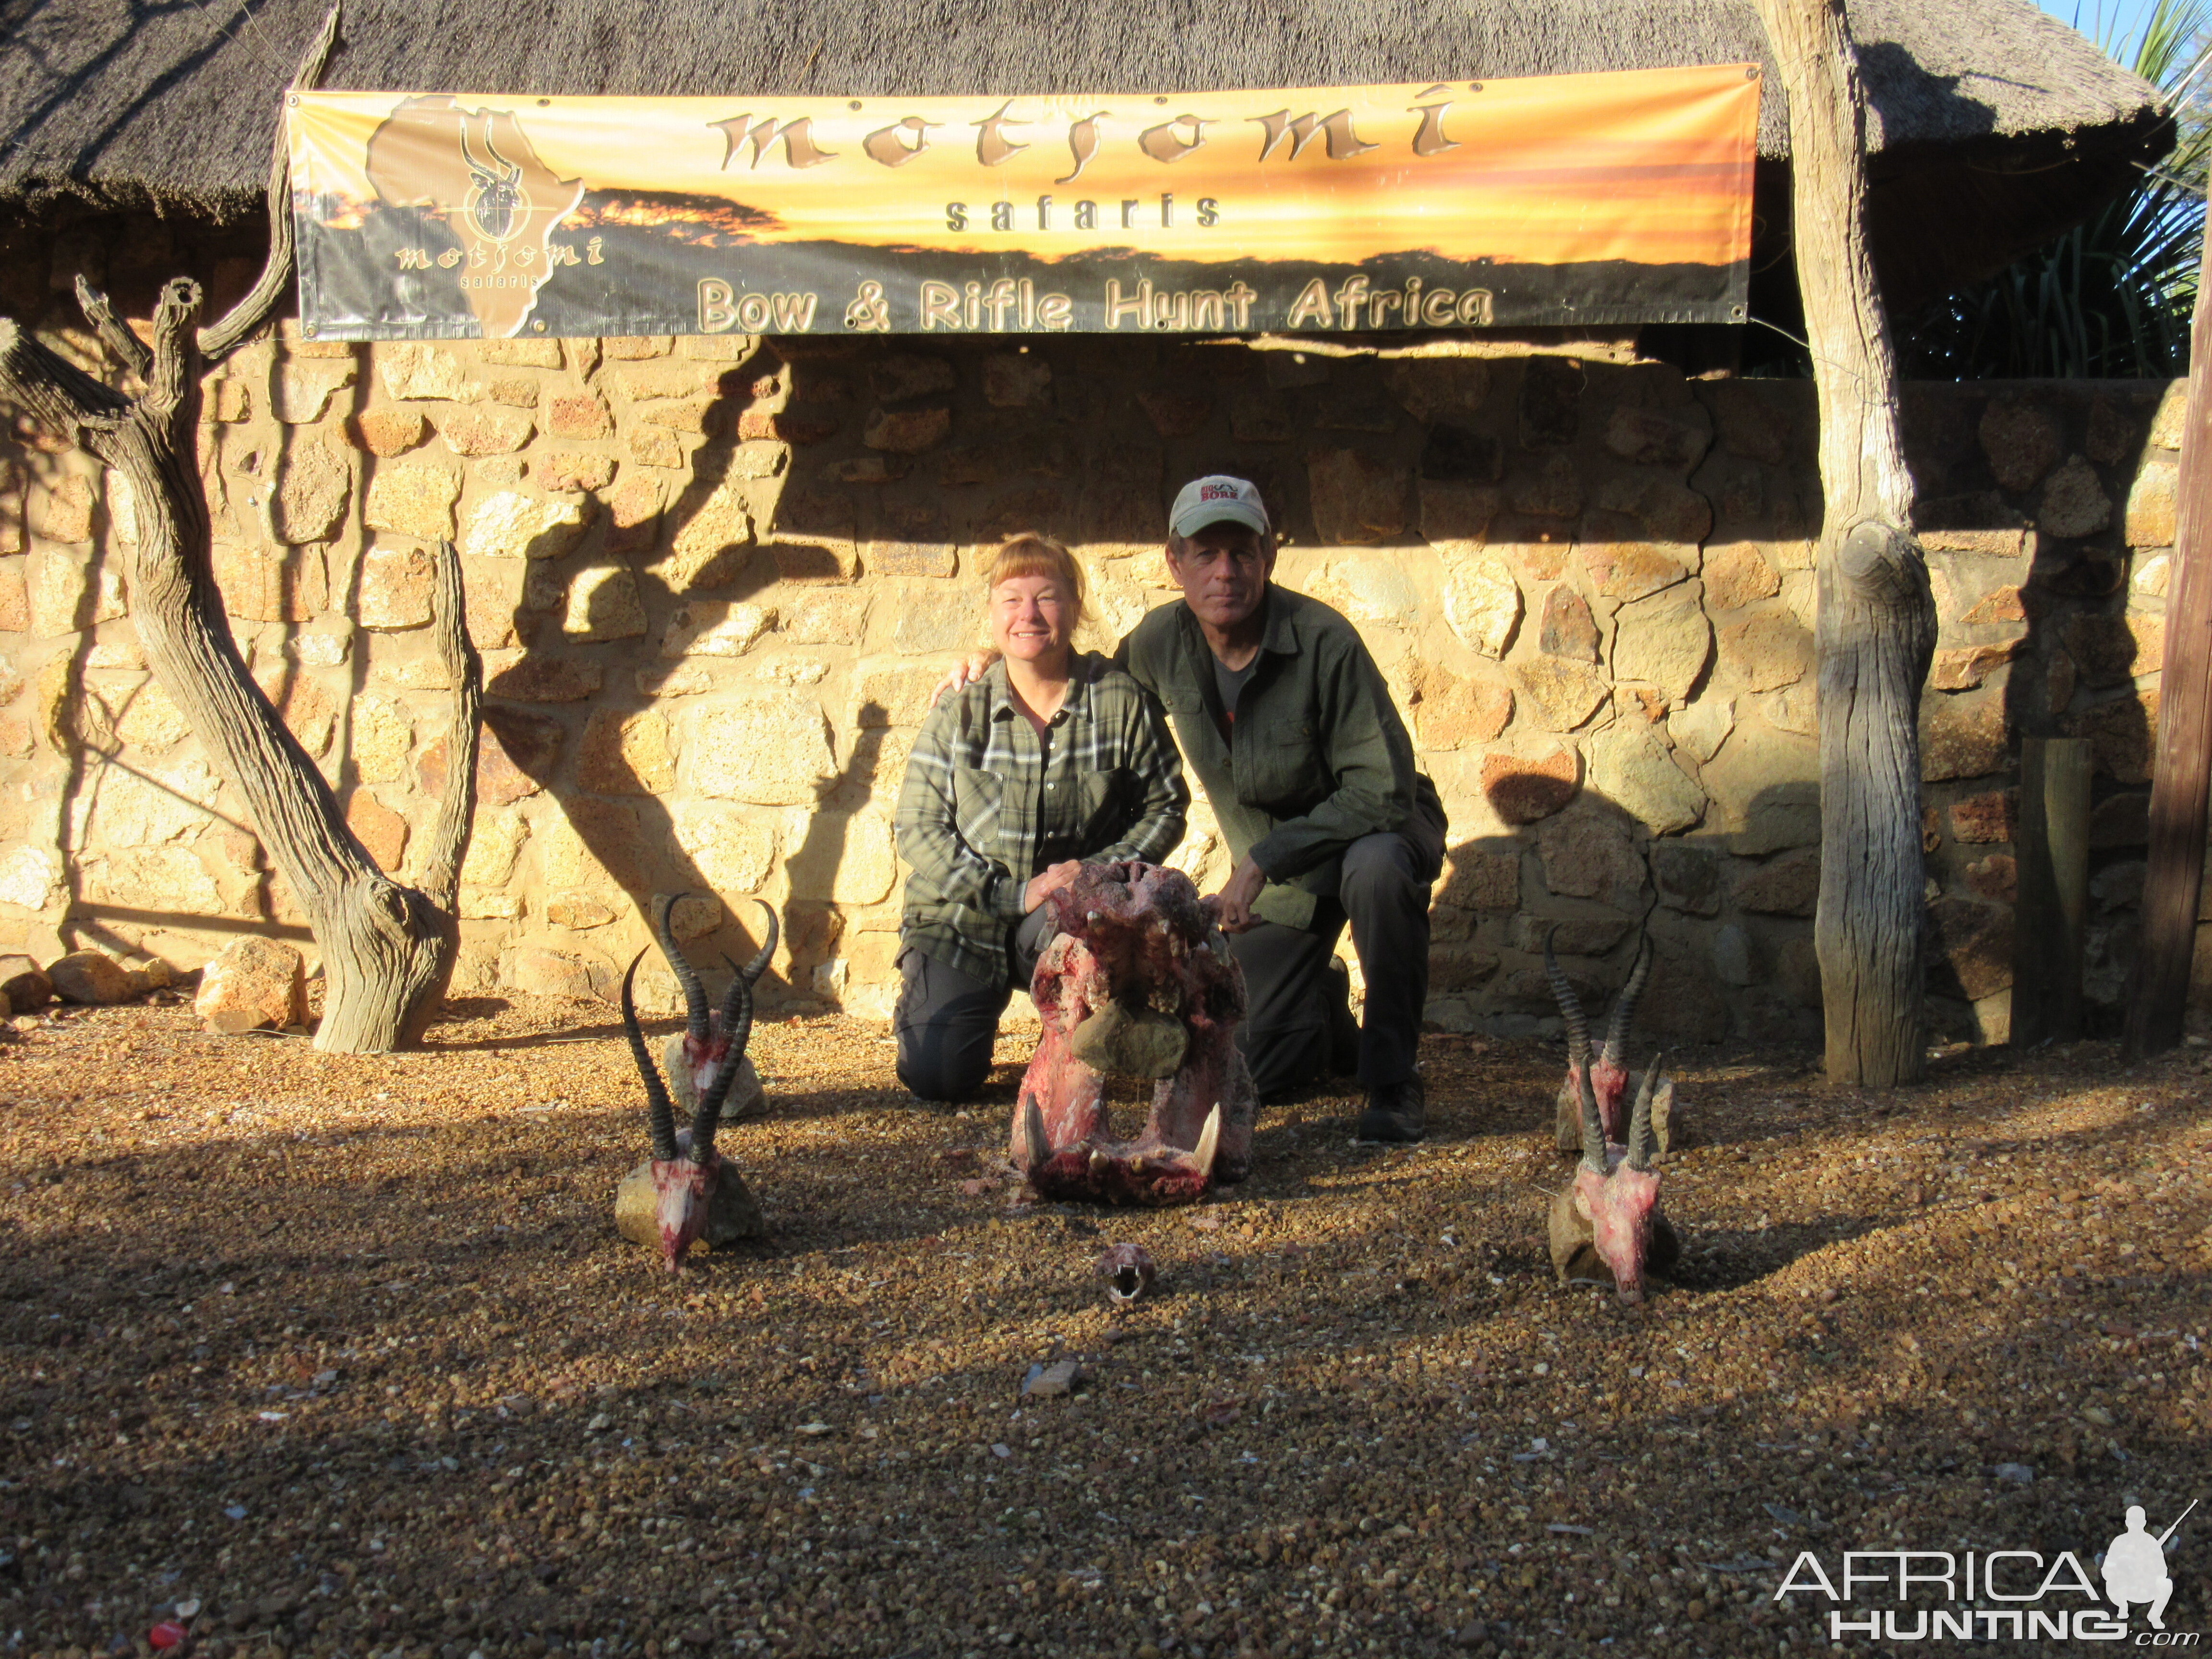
left=0, top=321, right=2191, bottom=1039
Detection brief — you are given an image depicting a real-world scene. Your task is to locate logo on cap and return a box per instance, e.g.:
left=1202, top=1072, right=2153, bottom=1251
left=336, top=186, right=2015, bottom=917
left=1201, top=482, right=1241, bottom=502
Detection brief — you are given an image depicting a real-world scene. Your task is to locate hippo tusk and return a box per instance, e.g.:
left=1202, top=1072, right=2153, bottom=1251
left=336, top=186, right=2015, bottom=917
left=1193, top=1103, right=1221, bottom=1181
left=1090, top=1148, right=1109, bottom=1177
left=1022, top=1092, right=1052, bottom=1171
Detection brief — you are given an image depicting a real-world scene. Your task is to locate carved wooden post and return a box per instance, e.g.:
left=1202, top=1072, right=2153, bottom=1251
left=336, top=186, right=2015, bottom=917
left=2125, top=219, right=2212, bottom=1059
left=0, top=4, right=483, bottom=1053
left=2012, top=736, right=2092, bottom=1046
left=1755, top=0, right=1939, bottom=1087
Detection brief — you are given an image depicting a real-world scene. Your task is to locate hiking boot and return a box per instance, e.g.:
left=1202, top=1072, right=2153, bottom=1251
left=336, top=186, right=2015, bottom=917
left=1326, top=959, right=1361, bottom=1077
left=1356, top=1074, right=1426, bottom=1143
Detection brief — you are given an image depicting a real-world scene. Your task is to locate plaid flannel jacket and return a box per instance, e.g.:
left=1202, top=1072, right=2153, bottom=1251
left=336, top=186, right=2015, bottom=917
left=896, top=652, right=1188, bottom=986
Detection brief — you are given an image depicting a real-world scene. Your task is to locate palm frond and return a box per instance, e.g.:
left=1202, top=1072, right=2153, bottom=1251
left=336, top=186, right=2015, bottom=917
left=1895, top=0, right=2209, bottom=379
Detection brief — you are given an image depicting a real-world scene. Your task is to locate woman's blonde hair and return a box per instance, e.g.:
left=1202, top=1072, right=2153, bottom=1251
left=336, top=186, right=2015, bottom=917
left=981, top=532, right=1085, bottom=628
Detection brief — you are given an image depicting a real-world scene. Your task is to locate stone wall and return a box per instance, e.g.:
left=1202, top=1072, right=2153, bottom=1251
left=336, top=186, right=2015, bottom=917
left=0, top=319, right=2186, bottom=1038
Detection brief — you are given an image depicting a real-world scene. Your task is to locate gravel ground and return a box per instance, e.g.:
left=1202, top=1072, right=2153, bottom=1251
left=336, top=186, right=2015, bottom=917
left=1, top=998, right=2208, bottom=1659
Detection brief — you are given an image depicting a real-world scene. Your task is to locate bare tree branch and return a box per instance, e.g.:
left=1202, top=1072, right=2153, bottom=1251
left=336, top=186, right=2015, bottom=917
left=200, top=0, right=343, bottom=364
left=145, top=278, right=202, bottom=422
left=0, top=0, right=475, bottom=1053
left=0, top=319, right=132, bottom=441
left=72, top=276, right=154, bottom=380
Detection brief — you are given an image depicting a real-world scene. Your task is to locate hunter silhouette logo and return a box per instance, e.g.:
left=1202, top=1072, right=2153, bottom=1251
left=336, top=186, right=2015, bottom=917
left=364, top=95, right=586, bottom=337
left=1779, top=1497, right=2199, bottom=1643
left=2105, top=1500, right=2192, bottom=1631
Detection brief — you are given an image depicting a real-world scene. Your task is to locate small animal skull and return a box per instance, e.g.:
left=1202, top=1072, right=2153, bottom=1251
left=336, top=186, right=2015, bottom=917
left=1097, top=1243, right=1155, bottom=1304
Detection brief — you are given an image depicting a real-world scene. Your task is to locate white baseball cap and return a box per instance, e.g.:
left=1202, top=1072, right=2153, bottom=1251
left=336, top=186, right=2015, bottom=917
left=1170, top=474, right=1271, bottom=540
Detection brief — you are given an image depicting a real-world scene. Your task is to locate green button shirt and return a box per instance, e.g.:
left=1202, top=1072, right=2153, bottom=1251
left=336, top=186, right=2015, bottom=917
left=1115, top=584, right=1423, bottom=932
left=895, top=651, right=1189, bottom=986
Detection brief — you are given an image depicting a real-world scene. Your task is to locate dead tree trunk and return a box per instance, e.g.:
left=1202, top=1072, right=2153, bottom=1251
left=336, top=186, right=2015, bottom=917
left=2124, top=219, right=2212, bottom=1059
left=1755, top=0, right=1938, bottom=1088
left=0, top=4, right=483, bottom=1053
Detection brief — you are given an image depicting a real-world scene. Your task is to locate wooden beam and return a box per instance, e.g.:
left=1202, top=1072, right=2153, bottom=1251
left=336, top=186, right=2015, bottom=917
left=1753, top=0, right=1938, bottom=1087
left=2125, top=220, right=2212, bottom=1058
left=2011, top=737, right=2092, bottom=1046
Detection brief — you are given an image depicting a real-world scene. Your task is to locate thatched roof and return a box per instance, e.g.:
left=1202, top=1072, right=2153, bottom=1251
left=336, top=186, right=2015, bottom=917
left=0, top=0, right=2170, bottom=305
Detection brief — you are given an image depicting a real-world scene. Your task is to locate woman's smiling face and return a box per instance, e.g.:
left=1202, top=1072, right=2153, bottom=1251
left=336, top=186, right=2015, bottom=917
left=989, top=573, right=1077, bottom=663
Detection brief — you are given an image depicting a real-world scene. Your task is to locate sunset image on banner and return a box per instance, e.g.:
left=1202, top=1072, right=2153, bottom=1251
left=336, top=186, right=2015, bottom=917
left=289, top=65, right=1759, bottom=338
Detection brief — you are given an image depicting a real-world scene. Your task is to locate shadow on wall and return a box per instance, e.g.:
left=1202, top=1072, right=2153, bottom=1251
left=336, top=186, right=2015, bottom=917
left=457, top=334, right=1206, bottom=1017
left=1424, top=377, right=2176, bottom=1053
left=467, top=356, right=896, bottom=1016
left=1430, top=777, right=1828, bottom=1054
left=1900, top=381, right=2166, bottom=1044
left=454, top=342, right=2178, bottom=1042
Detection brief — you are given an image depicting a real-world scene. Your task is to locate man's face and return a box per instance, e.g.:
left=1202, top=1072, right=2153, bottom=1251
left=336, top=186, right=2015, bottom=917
left=1165, top=522, right=1274, bottom=631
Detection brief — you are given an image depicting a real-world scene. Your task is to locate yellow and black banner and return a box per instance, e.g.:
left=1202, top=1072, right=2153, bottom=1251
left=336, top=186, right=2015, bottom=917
left=290, top=66, right=1759, bottom=340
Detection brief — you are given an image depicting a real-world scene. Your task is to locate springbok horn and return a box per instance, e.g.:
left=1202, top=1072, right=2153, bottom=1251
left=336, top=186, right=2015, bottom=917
left=713, top=951, right=750, bottom=1049
left=1600, top=934, right=1653, bottom=1067
left=1626, top=1054, right=1666, bottom=1172
left=1192, top=1103, right=1222, bottom=1181
left=1021, top=1092, right=1052, bottom=1171
left=458, top=120, right=487, bottom=179
left=1543, top=927, right=1590, bottom=1067
left=481, top=118, right=519, bottom=179
left=690, top=947, right=761, bottom=1159
left=653, top=891, right=709, bottom=1045
left=1577, top=1048, right=1607, bottom=1174
left=622, top=950, right=679, bottom=1164
left=690, top=963, right=751, bottom=1159
left=738, top=900, right=780, bottom=986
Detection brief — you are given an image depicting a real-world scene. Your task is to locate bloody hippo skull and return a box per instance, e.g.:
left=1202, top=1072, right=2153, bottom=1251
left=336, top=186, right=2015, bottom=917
left=1010, top=861, right=1256, bottom=1206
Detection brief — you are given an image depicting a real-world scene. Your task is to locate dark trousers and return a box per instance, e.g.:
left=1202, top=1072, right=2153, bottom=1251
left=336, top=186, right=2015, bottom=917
left=1231, top=785, right=1447, bottom=1099
left=894, top=908, right=1057, bottom=1102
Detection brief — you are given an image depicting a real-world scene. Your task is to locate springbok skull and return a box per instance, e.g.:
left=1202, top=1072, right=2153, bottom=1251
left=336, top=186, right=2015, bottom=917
left=1546, top=930, right=1660, bottom=1156
left=620, top=928, right=760, bottom=1272
left=1548, top=1048, right=1682, bottom=1305
left=653, top=892, right=777, bottom=1125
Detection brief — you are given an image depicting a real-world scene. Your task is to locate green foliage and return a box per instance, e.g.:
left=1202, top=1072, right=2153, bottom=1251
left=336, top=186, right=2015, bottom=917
left=1895, top=0, right=2210, bottom=379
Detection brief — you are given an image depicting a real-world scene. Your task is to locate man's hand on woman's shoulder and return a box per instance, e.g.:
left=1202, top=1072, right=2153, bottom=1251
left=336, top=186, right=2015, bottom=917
left=929, top=650, right=1000, bottom=708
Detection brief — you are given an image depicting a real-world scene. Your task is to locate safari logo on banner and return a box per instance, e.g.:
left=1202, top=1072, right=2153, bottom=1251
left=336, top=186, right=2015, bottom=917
left=289, top=67, right=1759, bottom=339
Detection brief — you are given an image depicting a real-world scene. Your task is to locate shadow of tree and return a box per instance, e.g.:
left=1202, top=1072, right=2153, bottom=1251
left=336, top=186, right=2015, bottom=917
left=1904, top=380, right=2163, bottom=1046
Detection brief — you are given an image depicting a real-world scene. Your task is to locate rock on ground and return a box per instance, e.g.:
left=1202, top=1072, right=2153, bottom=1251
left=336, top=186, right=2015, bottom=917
left=192, top=936, right=307, bottom=1034
left=0, top=953, right=53, bottom=1012
left=48, top=949, right=135, bottom=1005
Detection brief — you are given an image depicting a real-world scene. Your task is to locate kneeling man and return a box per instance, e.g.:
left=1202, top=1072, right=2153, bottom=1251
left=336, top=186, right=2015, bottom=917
left=1121, top=477, right=1446, bottom=1140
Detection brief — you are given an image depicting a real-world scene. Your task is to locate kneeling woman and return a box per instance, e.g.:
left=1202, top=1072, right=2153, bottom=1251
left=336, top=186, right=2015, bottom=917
left=892, top=534, right=1188, bottom=1101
